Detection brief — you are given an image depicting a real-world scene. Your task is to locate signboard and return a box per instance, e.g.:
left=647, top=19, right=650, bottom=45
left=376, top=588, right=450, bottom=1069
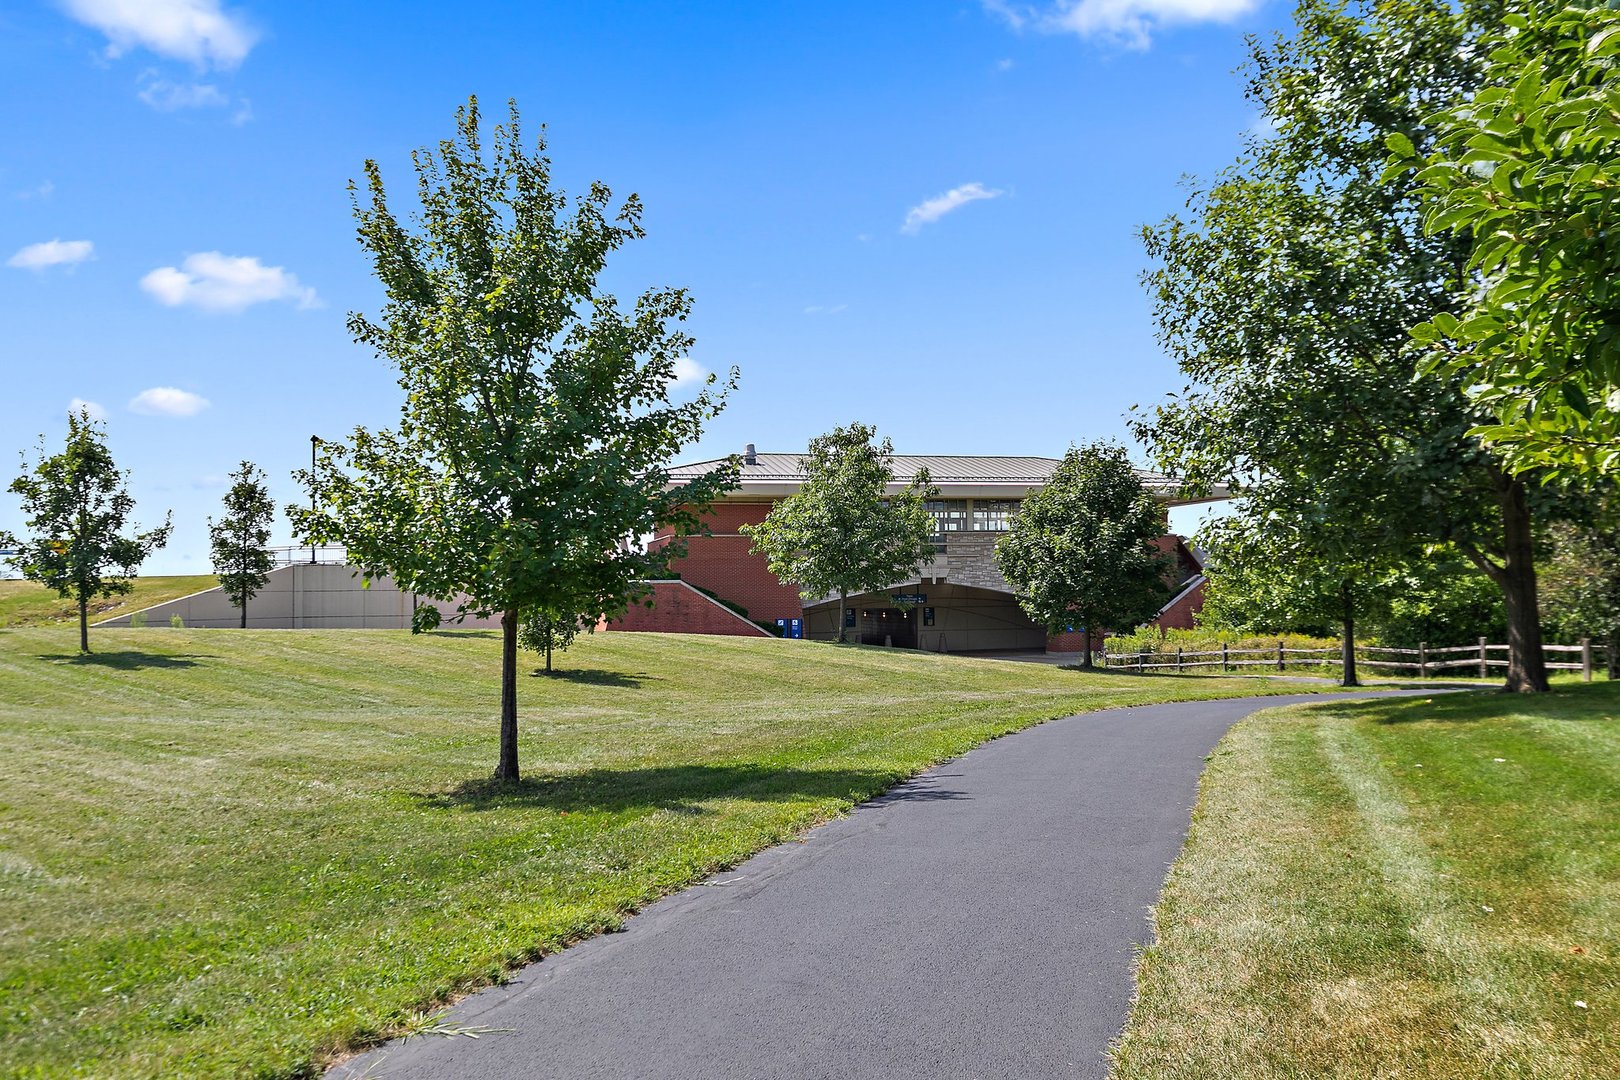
left=892, top=593, right=927, bottom=605
left=776, top=617, right=805, bottom=639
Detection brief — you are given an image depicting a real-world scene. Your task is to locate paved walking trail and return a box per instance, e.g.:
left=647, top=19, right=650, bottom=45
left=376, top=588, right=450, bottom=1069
left=330, top=693, right=1383, bottom=1080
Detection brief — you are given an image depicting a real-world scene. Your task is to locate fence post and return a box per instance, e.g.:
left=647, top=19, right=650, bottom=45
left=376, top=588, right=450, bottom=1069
left=1277, top=640, right=1285, bottom=672
left=1479, top=636, right=1488, bottom=679
left=1138, top=649, right=1147, bottom=673
left=1177, top=646, right=1183, bottom=673
left=1221, top=642, right=1229, bottom=672
left=1582, top=637, right=1593, bottom=682
left=1419, top=641, right=1428, bottom=679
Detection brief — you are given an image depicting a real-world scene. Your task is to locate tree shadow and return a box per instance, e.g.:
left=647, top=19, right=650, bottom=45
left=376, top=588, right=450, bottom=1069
left=1367, top=683, right=1607, bottom=725
left=35, top=651, right=211, bottom=670
left=527, top=668, right=649, bottom=687
left=414, top=763, right=969, bottom=814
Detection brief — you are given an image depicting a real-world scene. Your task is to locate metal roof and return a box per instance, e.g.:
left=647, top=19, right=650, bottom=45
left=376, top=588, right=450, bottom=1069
left=667, top=453, right=1206, bottom=500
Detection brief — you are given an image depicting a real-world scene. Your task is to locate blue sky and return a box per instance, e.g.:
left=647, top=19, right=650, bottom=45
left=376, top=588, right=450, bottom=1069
left=2, top=0, right=1281, bottom=574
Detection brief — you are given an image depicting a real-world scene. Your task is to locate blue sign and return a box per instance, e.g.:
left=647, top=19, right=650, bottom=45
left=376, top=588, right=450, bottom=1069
left=789, top=618, right=803, bottom=639
left=892, top=593, right=927, bottom=605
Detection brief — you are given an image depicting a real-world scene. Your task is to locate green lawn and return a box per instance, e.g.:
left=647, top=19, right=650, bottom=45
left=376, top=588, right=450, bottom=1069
left=0, top=626, right=1315, bottom=1078
left=0, top=576, right=216, bottom=628
left=1112, top=682, right=1620, bottom=1079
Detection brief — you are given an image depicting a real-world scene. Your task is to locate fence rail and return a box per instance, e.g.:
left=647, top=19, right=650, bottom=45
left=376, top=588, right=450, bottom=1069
left=1099, top=638, right=1609, bottom=681
left=270, top=544, right=348, bottom=566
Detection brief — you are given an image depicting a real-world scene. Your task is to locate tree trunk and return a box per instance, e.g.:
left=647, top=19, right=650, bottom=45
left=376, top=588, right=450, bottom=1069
left=78, top=594, right=89, bottom=654
left=496, top=609, right=520, bottom=781
left=1080, top=625, right=1094, bottom=670
left=1497, top=477, right=1550, bottom=693
left=240, top=594, right=248, bottom=629
left=545, top=636, right=553, bottom=674
left=837, top=590, right=848, bottom=644
left=1608, top=629, right=1619, bottom=681
left=1340, top=580, right=1358, bottom=688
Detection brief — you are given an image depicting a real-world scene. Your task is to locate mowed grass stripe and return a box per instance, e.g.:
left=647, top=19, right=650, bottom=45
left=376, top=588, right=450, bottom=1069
left=0, top=626, right=1308, bottom=1079
left=1112, top=685, right=1620, bottom=1080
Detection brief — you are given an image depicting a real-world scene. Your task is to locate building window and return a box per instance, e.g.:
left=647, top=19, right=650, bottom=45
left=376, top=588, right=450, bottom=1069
left=971, top=499, right=1019, bottom=532
left=926, top=500, right=968, bottom=549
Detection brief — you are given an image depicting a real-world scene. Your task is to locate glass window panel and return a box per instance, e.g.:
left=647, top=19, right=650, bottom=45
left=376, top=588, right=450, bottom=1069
left=970, top=499, right=1019, bottom=532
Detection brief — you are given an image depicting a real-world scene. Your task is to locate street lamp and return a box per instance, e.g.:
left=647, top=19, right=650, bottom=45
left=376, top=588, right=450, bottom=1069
left=310, top=435, right=319, bottom=565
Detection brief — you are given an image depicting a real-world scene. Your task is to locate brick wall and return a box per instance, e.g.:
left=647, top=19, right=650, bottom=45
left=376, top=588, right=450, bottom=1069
left=656, top=502, right=805, bottom=624
left=607, top=580, right=772, bottom=637
left=1156, top=577, right=1205, bottom=630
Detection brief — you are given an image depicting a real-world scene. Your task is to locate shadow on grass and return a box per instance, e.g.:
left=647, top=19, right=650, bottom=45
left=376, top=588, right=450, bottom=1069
left=527, top=668, right=649, bottom=687
left=36, top=651, right=211, bottom=670
left=1330, top=683, right=1613, bottom=725
left=415, top=762, right=968, bottom=814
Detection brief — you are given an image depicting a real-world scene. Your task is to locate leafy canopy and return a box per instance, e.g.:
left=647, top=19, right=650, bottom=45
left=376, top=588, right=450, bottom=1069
left=1399, top=5, right=1620, bottom=478
left=741, top=423, right=936, bottom=632
left=290, top=97, right=738, bottom=630
left=993, top=442, right=1171, bottom=642
left=2, top=409, right=170, bottom=652
left=1131, top=0, right=1573, bottom=691
left=208, top=460, right=276, bottom=618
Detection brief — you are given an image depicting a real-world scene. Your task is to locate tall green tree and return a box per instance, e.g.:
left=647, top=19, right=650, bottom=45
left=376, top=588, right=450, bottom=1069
left=1134, top=0, right=1570, bottom=693
left=993, top=442, right=1171, bottom=670
left=207, top=461, right=276, bottom=628
left=290, top=98, right=738, bottom=781
left=1401, top=5, right=1620, bottom=479
left=741, top=423, right=936, bottom=644
left=2, top=409, right=171, bottom=653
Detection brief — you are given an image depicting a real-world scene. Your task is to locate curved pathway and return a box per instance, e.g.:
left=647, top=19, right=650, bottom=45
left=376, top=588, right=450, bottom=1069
left=331, top=692, right=1389, bottom=1080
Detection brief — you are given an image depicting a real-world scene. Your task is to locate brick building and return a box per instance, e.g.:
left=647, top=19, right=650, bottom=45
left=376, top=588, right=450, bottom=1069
left=624, top=447, right=1221, bottom=654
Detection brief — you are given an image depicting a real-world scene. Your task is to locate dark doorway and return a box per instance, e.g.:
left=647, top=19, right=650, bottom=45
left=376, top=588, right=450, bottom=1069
left=860, top=606, right=917, bottom=648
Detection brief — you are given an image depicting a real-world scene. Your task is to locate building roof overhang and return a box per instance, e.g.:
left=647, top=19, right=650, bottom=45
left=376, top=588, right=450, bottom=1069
left=665, top=453, right=1230, bottom=507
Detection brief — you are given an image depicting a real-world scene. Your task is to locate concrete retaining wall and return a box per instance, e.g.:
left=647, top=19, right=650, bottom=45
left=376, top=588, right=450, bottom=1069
left=94, top=564, right=501, bottom=630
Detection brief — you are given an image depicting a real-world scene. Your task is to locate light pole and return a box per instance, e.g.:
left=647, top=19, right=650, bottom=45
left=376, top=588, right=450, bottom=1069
left=309, top=435, right=319, bottom=565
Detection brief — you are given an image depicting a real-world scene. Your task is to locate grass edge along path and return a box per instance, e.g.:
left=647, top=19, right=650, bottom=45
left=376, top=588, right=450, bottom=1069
left=0, top=627, right=1335, bottom=1079
left=1110, top=683, right=1620, bottom=1080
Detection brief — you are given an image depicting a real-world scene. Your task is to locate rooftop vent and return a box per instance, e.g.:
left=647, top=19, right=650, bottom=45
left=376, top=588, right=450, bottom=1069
left=744, top=443, right=757, bottom=466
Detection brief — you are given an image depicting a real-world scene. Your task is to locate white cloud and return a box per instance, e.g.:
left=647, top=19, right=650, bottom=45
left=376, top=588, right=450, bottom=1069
left=138, top=76, right=228, bottom=110
left=129, top=387, right=210, bottom=417
left=68, top=398, right=108, bottom=421
left=803, top=304, right=848, bottom=315
left=60, top=0, right=258, bottom=68
left=902, top=182, right=1004, bottom=233
left=983, top=0, right=1260, bottom=48
left=996, top=57, right=1017, bottom=71
left=8, top=239, right=94, bottom=270
left=671, top=357, right=707, bottom=388
left=140, top=252, right=317, bottom=312
left=16, top=180, right=54, bottom=201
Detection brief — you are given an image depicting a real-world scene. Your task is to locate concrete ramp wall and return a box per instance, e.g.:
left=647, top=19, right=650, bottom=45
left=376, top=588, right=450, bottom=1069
left=94, top=564, right=501, bottom=630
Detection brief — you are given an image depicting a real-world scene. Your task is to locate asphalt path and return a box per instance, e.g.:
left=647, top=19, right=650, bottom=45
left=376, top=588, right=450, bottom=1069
left=330, top=692, right=1392, bottom=1080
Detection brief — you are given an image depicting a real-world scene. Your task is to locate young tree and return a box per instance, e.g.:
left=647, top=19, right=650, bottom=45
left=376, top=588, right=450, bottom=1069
left=1197, top=510, right=1404, bottom=686
left=1134, top=0, right=1575, bottom=692
left=1540, top=515, right=1620, bottom=680
left=741, top=423, right=936, bottom=644
left=1401, top=5, right=1620, bottom=480
left=289, top=98, right=738, bottom=781
left=993, top=442, right=1171, bottom=670
left=207, top=461, right=276, bottom=628
left=519, top=606, right=580, bottom=675
left=2, top=409, right=171, bottom=653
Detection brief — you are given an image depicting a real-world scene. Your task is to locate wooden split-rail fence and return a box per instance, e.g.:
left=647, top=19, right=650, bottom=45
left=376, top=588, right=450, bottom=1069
left=1099, top=638, right=1609, bottom=681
